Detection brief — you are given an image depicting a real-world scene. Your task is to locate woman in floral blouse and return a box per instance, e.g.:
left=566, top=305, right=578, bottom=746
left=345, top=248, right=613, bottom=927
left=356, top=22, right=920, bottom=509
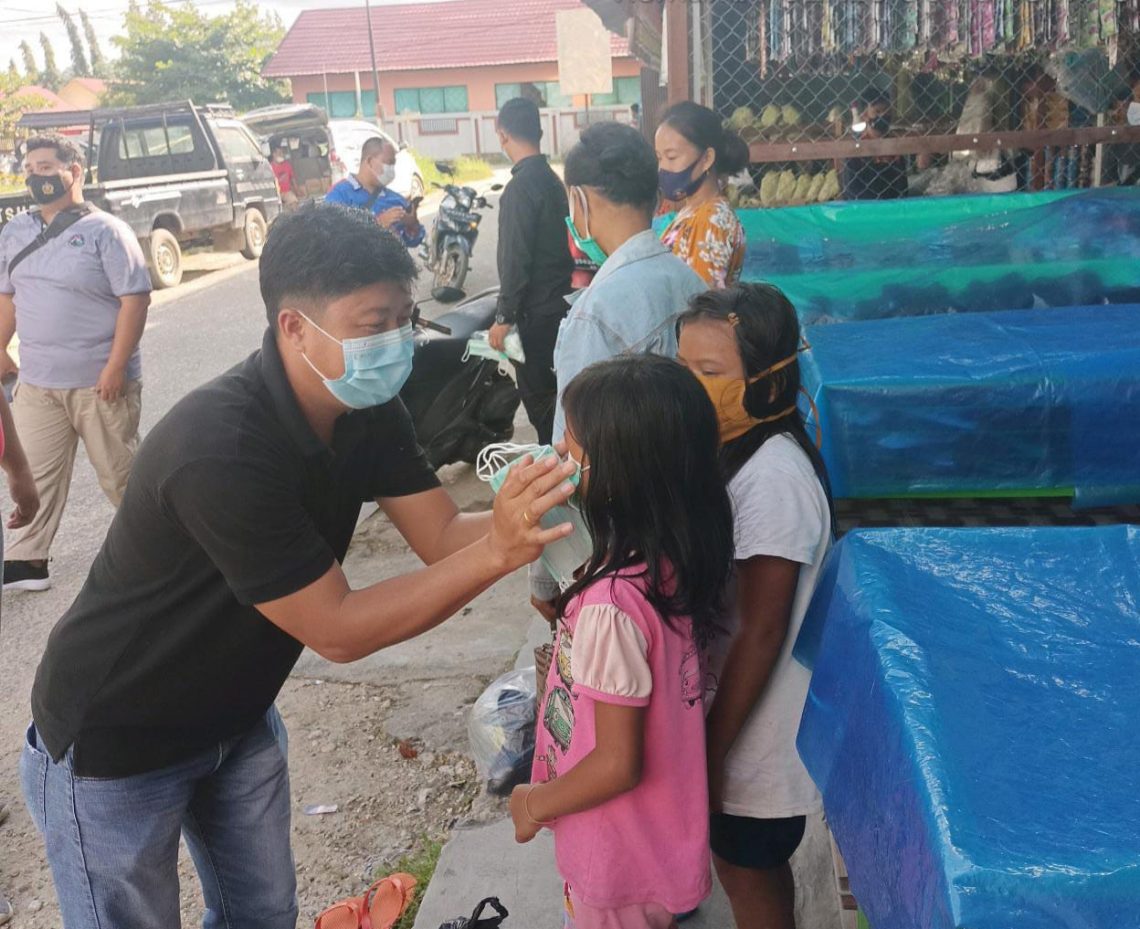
left=656, top=102, right=750, bottom=289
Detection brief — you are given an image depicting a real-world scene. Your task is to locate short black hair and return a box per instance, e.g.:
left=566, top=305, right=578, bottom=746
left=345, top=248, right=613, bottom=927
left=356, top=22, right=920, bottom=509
left=563, top=122, right=658, bottom=211
left=361, top=136, right=393, bottom=160
left=497, top=97, right=542, bottom=145
left=260, top=201, right=418, bottom=325
left=24, top=133, right=83, bottom=167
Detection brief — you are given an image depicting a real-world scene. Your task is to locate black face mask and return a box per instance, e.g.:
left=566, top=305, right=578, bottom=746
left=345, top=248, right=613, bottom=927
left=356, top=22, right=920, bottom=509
left=870, top=116, right=892, bottom=135
left=26, top=172, right=72, bottom=206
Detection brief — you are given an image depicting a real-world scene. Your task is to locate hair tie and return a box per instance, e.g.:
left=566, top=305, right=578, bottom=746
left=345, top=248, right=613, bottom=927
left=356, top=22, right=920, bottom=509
left=727, top=312, right=741, bottom=328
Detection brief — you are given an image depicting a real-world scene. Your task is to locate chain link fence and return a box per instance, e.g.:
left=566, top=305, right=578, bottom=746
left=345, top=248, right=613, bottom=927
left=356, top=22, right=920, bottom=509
left=688, top=0, right=1140, bottom=201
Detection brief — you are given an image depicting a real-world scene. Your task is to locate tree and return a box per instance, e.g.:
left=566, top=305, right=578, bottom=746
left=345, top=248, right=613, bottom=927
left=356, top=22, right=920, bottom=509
left=80, top=9, right=106, bottom=77
left=58, top=5, right=91, bottom=77
left=39, top=33, right=61, bottom=90
left=109, top=0, right=288, bottom=110
left=0, top=72, right=47, bottom=142
left=7, top=60, right=19, bottom=84
left=19, top=41, right=38, bottom=83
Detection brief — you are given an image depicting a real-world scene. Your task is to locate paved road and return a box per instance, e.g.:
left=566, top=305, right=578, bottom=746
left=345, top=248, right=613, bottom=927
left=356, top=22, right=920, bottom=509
left=0, top=179, right=507, bottom=833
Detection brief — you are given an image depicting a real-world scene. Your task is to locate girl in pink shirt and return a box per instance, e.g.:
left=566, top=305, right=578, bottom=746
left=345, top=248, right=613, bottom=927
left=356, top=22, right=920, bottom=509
left=510, top=355, right=735, bottom=929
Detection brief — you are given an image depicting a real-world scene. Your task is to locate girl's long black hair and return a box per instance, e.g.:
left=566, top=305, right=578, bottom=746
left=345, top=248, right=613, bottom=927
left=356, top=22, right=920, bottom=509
left=679, top=283, right=836, bottom=534
left=555, top=355, right=735, bottom=648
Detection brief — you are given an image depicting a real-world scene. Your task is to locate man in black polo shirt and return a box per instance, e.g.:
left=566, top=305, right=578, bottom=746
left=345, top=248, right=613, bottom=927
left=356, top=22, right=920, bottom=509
left=488, top=97, right=573, bottom=444
left=20, top=203, right=577, bottom=929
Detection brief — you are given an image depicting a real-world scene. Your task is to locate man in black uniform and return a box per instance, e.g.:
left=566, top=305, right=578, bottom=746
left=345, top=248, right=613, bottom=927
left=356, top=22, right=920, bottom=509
left=21, top=203, right=577, bottom=929
left=488, top=97, right=573, bottom=444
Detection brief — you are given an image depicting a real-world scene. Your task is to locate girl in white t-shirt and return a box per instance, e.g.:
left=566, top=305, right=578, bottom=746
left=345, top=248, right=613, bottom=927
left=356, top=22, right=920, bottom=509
left=677, top=283, right=835, bottom=929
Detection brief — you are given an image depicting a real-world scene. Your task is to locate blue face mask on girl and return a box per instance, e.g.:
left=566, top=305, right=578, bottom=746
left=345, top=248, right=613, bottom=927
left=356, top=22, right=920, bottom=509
left=478, top=443, right=594, bottom=590
left=300, top=314, right=415, bottom=410
left=565, top=186, right=608, bottom=268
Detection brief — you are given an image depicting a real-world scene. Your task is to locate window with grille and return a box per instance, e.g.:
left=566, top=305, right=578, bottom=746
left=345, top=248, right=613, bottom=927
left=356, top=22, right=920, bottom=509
left=394, top=86, right=469, bottom=114
left=494, top=81, right=572, bottom=108
left=589, top=76, right=643, bottom=107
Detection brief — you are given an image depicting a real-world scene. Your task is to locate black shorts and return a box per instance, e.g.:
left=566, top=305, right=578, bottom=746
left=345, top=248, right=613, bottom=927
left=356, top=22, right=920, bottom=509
left=710, top=812, right=806, bottom=870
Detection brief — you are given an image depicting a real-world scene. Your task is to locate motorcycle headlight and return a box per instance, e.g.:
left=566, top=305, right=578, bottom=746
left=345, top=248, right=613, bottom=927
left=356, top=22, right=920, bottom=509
left=457, top=193, right=473, bottom=210
left=442, top=195, right=457, bottom=209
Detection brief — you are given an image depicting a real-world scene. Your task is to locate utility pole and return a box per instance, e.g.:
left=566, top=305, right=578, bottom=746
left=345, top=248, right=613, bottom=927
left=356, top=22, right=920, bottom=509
left=364, top=0, right=383, bottom=124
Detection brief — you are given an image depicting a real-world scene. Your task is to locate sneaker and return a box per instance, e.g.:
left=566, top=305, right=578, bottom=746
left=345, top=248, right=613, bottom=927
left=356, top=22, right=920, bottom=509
left=0, top=893, right=11, bottom=927
left=3, top=560, right=50, bottom=591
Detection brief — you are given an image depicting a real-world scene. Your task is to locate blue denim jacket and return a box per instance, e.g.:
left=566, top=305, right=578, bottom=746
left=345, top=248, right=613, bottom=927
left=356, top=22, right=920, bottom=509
left=532, top=230, right=707, bottom=600
left=551, top=229, right=707, bottom=444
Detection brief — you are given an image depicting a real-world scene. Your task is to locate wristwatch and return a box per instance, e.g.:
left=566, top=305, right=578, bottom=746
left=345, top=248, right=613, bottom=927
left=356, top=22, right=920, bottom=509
left=494, top=313, right=513, bottom=326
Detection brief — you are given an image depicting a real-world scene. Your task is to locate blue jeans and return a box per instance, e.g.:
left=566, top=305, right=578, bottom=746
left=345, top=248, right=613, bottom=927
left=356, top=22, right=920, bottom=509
left=20, top=709, right=298, bottom=929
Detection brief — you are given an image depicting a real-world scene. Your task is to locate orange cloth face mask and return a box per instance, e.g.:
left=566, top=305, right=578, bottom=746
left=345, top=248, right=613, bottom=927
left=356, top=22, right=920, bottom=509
left=695, top=341, right=818, bottom=445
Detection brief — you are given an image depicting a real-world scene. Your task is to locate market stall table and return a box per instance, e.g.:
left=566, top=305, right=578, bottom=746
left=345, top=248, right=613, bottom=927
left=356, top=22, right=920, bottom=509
left=795, top=526, right=1140, bottom=929
left=799, top=303, right=1140, bottom=505
left=737, top=188, right=1140, bottom=324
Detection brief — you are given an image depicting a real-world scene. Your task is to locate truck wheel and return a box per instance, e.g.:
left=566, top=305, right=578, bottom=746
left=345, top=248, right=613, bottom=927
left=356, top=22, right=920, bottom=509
left=240, top=208, right=268, bottom=260
left=147, top=229, right=183, bottom=289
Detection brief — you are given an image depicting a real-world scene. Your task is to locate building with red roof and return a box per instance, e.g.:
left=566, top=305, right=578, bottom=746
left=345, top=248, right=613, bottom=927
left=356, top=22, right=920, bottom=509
left=262, top=0, right=641, bottom=120
left=8, top=85, right=70, bottom=112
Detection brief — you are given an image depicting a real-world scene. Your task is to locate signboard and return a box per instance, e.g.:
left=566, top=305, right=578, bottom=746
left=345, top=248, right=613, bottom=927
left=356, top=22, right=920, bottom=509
left=556, top=8, right=614, bottom=98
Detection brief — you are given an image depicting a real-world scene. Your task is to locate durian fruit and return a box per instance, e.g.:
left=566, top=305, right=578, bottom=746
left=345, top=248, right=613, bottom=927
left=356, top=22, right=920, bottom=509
left=792, top=173, right=813, bottom=202
left=759, top=104, right=782, bottom=129
left=781, top=105, right=802, bottom=127
left=819, top=169, right=840, bottom=202
left=806, top=172, right=825, bottom=201
left=776, top=169, right=797, bottom=203
left=725, top=106, right=756, bottom=133
left=759, top=171, right=780, bottom=206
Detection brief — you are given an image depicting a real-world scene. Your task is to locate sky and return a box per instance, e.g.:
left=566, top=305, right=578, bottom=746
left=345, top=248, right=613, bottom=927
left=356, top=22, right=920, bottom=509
left=0, top=0, right=407, bottom=80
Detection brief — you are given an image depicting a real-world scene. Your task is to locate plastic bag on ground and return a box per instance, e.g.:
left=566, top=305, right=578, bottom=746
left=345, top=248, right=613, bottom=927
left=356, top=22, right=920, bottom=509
left=468, top=668, right=537, bottom=795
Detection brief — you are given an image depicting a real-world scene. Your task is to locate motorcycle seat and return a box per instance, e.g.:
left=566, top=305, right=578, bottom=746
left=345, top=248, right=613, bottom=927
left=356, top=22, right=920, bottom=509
left=414, top=290, right=499, bottom=365
left=431, top=307, right=486, bottom=344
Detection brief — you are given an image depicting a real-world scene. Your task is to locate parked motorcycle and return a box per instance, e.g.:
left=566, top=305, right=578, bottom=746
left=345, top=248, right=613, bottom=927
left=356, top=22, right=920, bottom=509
left=403, top=288, right=520, bottom=469
left=421, top=161, right=502, bottom=303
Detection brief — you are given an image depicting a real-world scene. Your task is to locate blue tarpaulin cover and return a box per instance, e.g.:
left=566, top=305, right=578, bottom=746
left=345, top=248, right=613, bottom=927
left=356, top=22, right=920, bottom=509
left=735, top=189, right=1140, bottom=325
left=799, top=303, right=1140, bottom=504
left=795, top=526, right=1140, bottom=929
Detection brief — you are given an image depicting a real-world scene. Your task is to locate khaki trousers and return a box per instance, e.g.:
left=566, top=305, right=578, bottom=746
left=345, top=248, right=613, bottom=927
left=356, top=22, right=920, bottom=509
left=6, top=380, right=142, bottom=562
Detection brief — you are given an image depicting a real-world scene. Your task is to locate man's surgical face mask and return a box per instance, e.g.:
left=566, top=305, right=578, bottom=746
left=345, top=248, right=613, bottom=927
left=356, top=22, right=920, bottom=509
left=299, top=313, right=414, bottom=410
left=372, top=158, right=397, bottom=189
left=1127, top=101, right=1140, bottom=127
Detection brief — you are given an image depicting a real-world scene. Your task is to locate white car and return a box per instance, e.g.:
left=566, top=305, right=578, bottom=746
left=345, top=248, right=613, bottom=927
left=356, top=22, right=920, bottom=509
left=328, top=119, right=423, bottom=200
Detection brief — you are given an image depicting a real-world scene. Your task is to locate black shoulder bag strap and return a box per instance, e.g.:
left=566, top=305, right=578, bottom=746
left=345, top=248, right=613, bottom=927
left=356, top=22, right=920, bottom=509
left=7, top=203, right=94, bottom=276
